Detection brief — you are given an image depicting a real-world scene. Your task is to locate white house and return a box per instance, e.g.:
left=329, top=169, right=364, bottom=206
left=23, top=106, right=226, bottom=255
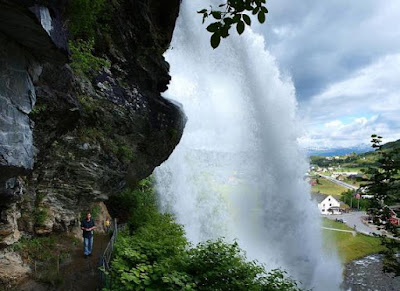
left=317, top=195, right=341, bottom=215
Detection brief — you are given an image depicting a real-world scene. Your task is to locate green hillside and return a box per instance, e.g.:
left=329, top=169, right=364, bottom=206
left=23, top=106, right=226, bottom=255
left=310, top=139, right=400, bottom=169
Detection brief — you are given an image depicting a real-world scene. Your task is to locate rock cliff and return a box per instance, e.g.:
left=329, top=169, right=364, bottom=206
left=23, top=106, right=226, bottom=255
left=0, top=0, right=183, bottom=284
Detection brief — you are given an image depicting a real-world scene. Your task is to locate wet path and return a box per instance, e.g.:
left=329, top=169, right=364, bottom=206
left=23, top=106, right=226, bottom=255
left=19, top=234, right=110, bottom=291
left=60, top=234, right=109, bottom=291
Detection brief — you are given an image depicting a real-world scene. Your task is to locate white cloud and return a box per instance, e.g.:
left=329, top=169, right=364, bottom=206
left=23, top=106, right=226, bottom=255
left=325, top=120, right=343, bottom=128
left=305, top=54, right=400, bottom=121
left=257, top=0, right=400, bottom=100
left=254, top=1, right=400, bottom=149
left=300, top=54, right=400, bottom=147
left=298, top=53, right=400, bottom=148
left=298, top=115, right=399, bottom=149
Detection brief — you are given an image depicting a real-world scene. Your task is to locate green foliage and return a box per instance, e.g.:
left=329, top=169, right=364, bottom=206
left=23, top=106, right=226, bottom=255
left=80, top=204, right=102, bottom=220
left=322, top=219, right=386, bottom=263
left=35, top=192, right=46, bottom=207
left=105, top=178, right=302, bottom=291
left=340, top=189, right=371, bottom=210
left=34, top=208, right=49, bottom=226
left=106, top=214, right=190, bottom=290
left=118, top=145, right=135, bottom=163
left=30, top=104, right=47, bottom=115
left=67, top=0, right=113, bottom=77
left=362, top=135, right=400, bottom=208
left=67, top=0, right=107, bottom=40
left=34, top=191, right=48, bottom=226
left=13, top=234, right=78, bottom=286
left=310, top=177, right=346, bottom=197
left=69, top=39, right=110, bottom=76
left=106, top=177, right=157, bottom=226
left=198, top=0, right=268, bottom=48
left=13, top=236, right=55, bottom=261
left=362, top=135, right=400, bottom=275
left=185, top=239, right=300, bottom=290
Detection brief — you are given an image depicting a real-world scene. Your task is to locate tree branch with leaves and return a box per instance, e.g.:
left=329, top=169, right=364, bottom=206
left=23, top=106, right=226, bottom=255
left=198, top=0, right=268, bottom=48
left=363, top=134, right=400, bottom=275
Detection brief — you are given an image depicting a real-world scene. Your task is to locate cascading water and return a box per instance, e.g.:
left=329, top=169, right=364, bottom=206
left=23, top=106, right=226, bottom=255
left=155, top=1, right=342, bottom=289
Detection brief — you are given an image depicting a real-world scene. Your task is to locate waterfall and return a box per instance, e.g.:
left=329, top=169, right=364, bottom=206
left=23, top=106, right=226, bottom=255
left=155, top=1, right=342, bottom=289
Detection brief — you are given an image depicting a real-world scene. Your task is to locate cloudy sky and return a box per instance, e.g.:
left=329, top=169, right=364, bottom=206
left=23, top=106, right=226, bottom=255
left=253, top=0, right=400, bottom=149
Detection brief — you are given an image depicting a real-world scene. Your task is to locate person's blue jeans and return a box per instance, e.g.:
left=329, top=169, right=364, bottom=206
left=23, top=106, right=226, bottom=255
left=84, top=236, right=93, bottom=255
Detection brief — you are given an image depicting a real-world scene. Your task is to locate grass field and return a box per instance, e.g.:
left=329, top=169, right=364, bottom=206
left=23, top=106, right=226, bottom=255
left=331, top=167, right=364, bottom=173
left=322, top=218, right=353, bottom=230
left=322, top=219, right=385, bottom=263
left=311, top=178, right=347, bottom=197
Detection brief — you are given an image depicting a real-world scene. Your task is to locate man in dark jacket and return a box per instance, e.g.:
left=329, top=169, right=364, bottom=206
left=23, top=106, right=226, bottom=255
left=81, top=212, right=96, bottom=258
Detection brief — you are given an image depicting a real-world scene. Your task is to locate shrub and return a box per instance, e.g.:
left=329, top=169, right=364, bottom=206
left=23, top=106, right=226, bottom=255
left=104, top=178, right=302, bottom=291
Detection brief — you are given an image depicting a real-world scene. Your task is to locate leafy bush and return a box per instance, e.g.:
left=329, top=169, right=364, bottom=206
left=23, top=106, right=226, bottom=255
left=104, top=178, right=302, bottom=291
left=185, top=239, right=301, bottom=291
left=106, top=178, right=157, bottom=227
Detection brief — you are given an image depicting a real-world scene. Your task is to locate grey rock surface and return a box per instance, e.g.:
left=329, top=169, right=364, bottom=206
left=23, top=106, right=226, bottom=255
left=0, top=33, right=36, bottom=180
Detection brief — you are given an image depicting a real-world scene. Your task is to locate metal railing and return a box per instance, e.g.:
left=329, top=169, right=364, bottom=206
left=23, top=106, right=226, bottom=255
left=99, top=218, right=125, bottom=289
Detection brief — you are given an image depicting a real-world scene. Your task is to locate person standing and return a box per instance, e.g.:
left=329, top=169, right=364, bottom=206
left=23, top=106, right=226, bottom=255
left=81, top=212, right=96, bottom=258
left=104, top=217, right=111, bottom=233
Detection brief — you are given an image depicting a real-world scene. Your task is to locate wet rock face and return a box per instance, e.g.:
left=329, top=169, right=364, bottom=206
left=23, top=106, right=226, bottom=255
left=0, top=249, right=30, bottom=286
left=0, top=0, right=183, bottom=251
left=0, top=0, right=68, bottom=194
left=0, top=33, right=36, bottom=181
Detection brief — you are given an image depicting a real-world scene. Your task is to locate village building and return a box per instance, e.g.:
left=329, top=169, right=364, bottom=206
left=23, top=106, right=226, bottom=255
left=313, top=194, right=342, bottom=215
left=389, top=206, right=400, bottom=226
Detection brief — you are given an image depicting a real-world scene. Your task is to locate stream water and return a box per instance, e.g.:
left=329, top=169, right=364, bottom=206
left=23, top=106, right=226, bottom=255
left=155, top=0, right=342, bottom=289
left=343, top=254, right=400, bottom=290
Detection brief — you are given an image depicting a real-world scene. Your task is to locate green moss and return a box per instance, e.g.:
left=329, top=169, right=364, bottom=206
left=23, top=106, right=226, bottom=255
left=67, top=0, right=108, bottom=40
left=77, top=125, right=135, bottom=163
left=34, top=208, right=49, bottom=226
left=30, top=104, right=47, bottom=115
left=117, top=145, right=135, bottom=163
left=69, top=39, right=110, bottom=76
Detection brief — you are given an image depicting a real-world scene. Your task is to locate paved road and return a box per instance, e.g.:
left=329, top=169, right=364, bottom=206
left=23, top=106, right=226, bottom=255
left=318, top=174, right=358, bottom=190
left=324, top=211, right=381, bottom=235
left=325, top=212, right=400, bottom=241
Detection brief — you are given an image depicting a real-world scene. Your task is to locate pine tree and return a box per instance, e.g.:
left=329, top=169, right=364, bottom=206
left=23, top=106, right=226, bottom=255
left=363, top=135, right=400, bottom=275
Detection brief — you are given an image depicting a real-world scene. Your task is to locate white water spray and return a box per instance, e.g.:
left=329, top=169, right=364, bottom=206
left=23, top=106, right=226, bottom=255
left=155, top=1, right=342, bottom=289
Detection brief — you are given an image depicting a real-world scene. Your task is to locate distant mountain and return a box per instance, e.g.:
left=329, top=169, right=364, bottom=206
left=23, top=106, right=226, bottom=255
left=309, top=139, right=400, bottom=169
left=306, top=145, right=371, bottom=157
